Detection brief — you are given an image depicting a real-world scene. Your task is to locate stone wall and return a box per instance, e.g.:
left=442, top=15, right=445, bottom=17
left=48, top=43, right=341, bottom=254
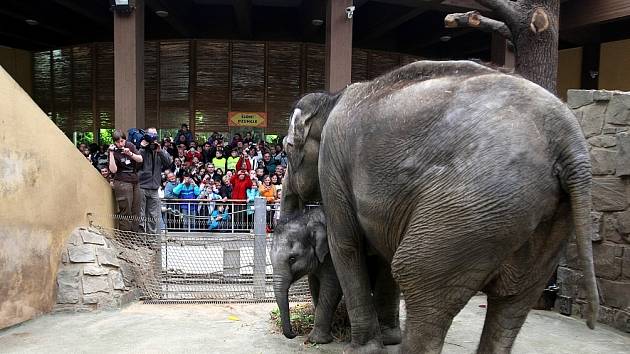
left=556, top=89, right=630, bottom=333
left=54, top=228, right=138, bottom=312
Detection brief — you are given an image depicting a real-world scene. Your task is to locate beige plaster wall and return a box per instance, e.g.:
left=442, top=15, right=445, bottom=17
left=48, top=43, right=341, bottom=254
left=0, top=67, right=115, bottom=329
left=599, top=39, right=630, bottom=92
left=0, top=46, right=32, bottom=95
left=557, top=47, right=582, bottom=101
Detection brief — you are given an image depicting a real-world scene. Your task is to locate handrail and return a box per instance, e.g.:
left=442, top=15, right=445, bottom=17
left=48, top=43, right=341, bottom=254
left=162, top=198, right=278, bottom=203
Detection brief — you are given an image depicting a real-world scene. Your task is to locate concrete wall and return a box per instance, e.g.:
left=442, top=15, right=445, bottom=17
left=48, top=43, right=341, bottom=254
left=0, top=67, right=115, bottom=330
left=557, top=89, right=630, bottom=333
left=0, top=46, right=32, bottom=95
left=599, top=39, right=630, bottom=92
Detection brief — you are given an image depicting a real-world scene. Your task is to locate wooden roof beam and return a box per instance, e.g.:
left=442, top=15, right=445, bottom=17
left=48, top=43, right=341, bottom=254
left=561, top=0, right=630, bottom=31
left=0, top=31, right=57, bottom=49
left=299, top=0, right=325, bottom=41
left=404, top=27, right=474, bottom=53
left=52, top=0, right=110, bottom=28
left=0, top=8, right=73, bottom=37
left=356, top=5, right=430, bottom=45
left=145, top=0, right=192, bottom=37
left=233, top=0, right=253, bottom=39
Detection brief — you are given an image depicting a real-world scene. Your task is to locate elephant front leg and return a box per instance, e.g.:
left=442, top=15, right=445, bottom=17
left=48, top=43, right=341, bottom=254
left=307, top=269, right=342, bottom=344
left=327, top=216, right=385, bottom=353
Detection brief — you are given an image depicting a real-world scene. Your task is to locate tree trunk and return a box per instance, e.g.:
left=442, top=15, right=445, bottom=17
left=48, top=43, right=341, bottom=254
left=508, top=1, right=560, bottom=94
left=445, top=0, right=560, bottom=94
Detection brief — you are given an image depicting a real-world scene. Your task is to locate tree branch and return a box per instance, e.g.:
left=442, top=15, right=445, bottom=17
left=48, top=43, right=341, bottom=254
left=445, top=11, right=512, bottom=39
left=473, top=0, right=517, bottom=22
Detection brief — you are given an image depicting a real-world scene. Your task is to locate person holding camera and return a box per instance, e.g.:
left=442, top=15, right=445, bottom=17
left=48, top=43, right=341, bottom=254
left=108, top=129, right=143, bottom=232
left=138, top=127, right=173, bottom=235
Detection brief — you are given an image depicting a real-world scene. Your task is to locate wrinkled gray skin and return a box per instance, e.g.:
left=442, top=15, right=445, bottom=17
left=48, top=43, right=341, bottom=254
left=278, top=98, right=401, bottom=346
left=271, top=208, right=341, bottom=343
left=285, top=60, right=599, bottom=354
left=271, top=208, right=401, bottom=345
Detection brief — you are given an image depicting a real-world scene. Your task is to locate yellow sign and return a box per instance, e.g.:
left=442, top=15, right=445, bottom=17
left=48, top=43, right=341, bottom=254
left=228, top=112, right=267, bottom=128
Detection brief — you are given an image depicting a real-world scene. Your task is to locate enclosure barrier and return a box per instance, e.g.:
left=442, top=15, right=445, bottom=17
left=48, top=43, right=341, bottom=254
left=88, top=197, right=314, bottom=303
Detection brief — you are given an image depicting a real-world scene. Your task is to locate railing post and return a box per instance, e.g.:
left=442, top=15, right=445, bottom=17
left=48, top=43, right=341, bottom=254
left=253, top=197, right=267, bottom=299
left=187, top=202, right=191, bottom=233
left=231, top=202, right=235, bottom=233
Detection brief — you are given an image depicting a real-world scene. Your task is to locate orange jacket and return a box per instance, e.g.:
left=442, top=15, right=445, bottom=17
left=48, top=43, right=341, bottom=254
left=258, top=184, right=276, bottom=202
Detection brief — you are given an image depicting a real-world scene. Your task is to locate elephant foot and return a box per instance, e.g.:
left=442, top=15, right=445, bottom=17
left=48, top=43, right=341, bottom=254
left=307, top=327, right=333, bottom=344
left=343, top=339, right=387, bottom=354
left=381, top=326, right=402, bottom=345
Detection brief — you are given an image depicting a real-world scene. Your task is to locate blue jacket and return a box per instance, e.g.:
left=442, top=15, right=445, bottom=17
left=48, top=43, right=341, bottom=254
left=173, top=183, right=201, bottom=211
left=173, top=183, right=201, bottom=199
left=246, top=187, right=260, bottom=202
left=208, top=208, right=230, bottom=230
left=164, top=181, right=179, bottom=199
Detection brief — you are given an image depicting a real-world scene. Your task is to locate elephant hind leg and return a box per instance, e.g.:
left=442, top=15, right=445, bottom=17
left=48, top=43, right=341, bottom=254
left=392, top=229, right=495, bottom=353
left=478, top=203, right=571, bottom=354
left=368, top=255, right=401, bottom=345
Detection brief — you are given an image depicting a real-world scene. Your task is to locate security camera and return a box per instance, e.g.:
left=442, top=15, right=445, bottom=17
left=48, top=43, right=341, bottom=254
left=345, top=6, right=355, bottom=19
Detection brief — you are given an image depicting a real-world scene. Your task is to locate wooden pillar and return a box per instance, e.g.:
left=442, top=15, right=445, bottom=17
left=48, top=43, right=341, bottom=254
left=114, top=0, right=145, bottom=132
left=580, top=43, right=600, bottom=90
left=491, top=33, right=515, bottom=69
left=325, top=0, right=353, bottom=93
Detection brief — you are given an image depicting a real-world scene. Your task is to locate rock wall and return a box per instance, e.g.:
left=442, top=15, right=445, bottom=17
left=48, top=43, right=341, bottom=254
left=557, top=90, right=630, bottom=333
left=54, top=228, right=139, bottom=312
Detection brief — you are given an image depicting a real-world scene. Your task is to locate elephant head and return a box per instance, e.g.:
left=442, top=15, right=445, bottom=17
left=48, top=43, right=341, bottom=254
left=281, top=92, right=340, bottom=215
left=271, top=208, right=328, bottom=339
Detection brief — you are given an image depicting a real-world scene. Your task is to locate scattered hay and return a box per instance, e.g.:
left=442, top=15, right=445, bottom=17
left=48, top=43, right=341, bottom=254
left=270, top=302, right=351, bottom=342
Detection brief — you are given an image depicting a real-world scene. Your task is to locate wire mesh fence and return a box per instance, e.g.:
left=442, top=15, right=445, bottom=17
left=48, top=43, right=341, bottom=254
left=88, top=197, right=314, bottom=303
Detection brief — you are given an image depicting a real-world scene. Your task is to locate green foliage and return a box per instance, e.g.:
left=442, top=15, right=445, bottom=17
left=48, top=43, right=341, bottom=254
left=269, top=302, right=351, bottom=342
left=99, top=129, right=114, bottom=145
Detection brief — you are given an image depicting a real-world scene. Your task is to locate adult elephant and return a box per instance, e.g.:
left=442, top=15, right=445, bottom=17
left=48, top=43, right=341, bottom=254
left=285, top=60, right=599, bottom=353
left=276, top=99, right=401, bottom=345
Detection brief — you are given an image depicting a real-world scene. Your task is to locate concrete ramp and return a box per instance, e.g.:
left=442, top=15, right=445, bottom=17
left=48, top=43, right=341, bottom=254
left=0, top=66, right=115, bottom=329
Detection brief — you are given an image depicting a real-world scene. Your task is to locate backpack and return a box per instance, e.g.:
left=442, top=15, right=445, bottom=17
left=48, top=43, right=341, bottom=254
left=127, top=128, right=145, bottom=149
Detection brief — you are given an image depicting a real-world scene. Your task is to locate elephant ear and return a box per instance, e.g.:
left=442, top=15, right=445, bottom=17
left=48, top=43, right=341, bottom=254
left=307, top=220, right=328, bottom=263
left=286, top=92, right=334, bottom=169
left=285, top=107, right=313, bottom=169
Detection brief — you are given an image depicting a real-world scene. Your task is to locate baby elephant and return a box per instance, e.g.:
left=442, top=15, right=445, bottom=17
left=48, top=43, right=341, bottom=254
left=271, top=208, right=342, bottom=344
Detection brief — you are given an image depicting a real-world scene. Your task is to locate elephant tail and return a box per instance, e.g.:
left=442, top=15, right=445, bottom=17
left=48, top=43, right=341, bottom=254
left=559, top=150, right=599, bottom=329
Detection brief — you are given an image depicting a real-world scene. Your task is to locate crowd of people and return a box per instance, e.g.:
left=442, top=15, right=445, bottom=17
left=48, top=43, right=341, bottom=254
left=78, top=124, right=288, bottom=232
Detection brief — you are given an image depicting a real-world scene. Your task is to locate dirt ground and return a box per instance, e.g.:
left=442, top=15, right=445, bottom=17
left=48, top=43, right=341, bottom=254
left=0, top=295, right=628, bottom=353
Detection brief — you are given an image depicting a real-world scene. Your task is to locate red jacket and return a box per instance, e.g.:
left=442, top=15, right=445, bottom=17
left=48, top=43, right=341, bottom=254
left=236, top=157, right=252, bottom=171
left=230, top=174, right=253, bottom=200
left=185, top=150, right=201, bottom=163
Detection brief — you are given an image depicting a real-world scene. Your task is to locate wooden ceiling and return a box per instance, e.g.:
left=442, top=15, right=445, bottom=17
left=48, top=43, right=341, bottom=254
left=1, top=0, right=629, bottom=59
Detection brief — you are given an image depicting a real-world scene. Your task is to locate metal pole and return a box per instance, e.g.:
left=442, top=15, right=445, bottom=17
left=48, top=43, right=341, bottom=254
left=231, top=202, right=235, bottom=233
left=253, top=197, right=267, bottom=299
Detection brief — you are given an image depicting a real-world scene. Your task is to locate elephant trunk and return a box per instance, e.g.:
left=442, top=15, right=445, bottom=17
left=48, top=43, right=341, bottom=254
left=274, top=279, right=296, bottom=339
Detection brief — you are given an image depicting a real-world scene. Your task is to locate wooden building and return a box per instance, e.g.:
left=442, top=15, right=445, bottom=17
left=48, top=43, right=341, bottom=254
left=0, top=0, right=629, bottom=143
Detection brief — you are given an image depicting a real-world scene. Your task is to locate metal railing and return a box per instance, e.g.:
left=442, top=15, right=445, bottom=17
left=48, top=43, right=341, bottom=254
left=160, top=198, right=280, bottom=233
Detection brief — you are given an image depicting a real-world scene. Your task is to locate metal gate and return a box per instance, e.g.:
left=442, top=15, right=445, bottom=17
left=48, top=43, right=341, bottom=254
left=91, top=197, right=310, bottom=303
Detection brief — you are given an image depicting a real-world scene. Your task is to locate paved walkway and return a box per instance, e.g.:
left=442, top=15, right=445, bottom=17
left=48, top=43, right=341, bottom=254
left=0, top=295, right=628, bottom=353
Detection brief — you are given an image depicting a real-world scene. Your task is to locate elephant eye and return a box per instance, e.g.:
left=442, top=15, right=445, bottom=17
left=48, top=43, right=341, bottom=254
left=288, top=256, right=296, bottom=265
